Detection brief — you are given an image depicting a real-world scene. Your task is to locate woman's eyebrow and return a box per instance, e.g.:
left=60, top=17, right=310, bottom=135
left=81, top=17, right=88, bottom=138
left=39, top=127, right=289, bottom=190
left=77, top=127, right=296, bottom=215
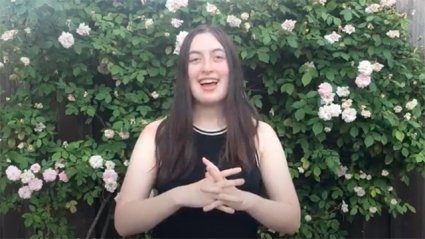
left=189, top=48, right=225, bottom=54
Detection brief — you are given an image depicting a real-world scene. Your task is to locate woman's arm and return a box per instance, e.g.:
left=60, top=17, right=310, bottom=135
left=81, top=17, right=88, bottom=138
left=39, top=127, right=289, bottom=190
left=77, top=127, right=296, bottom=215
left=244, top=121, right=301, bottom=234
left=114, top=120, right=181, bottom=236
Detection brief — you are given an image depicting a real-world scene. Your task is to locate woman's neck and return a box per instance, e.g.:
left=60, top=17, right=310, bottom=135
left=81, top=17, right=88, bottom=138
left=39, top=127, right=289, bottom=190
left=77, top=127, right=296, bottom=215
left=192, top=104, right=226, bottom=131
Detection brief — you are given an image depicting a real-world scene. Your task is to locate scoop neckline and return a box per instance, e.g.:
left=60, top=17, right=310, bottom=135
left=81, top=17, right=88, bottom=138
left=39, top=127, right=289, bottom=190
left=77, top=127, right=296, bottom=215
left=193, top=125, right=227, bottom=136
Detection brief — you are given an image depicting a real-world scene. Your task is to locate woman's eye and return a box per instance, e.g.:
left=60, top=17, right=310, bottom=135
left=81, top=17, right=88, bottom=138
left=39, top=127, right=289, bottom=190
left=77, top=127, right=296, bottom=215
left=214, top=55, right=225, bottom=60
left=189, top=58, right=200, bottom=63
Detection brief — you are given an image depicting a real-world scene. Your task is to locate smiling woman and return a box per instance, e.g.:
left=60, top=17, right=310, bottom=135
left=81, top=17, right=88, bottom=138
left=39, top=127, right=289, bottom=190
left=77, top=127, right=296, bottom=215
left=113, top=25, right=301, bottom=238
left=188, top=33, right=229, bottom=105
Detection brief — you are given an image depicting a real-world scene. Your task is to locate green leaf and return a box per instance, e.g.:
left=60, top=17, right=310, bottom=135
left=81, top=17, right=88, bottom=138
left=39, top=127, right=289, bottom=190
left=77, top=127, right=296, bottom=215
left=312, top=122, right=323, bottom=136
left=394, top=130, right=405, bottom=142
left=294, top=109, right=305, bottom=121
left=110, top=65, right=123, bottom=75
left=309, top=194, right=320, bottom=202
left=333, top=17, right=341, bottom=26
left=281, top=83, right=295, bottom=95
left=301, top=71, right=313, bottom=86
left=364, top=135, right=374, bottom=147
left=350, top=127, right=359, bottom=137
left=287, top=37, right=298, bottom=48
left=263, top=34, right=271, bottom=45
left=240, top=50, right=247, bottom=59
left=291, top=100, right=305, bottom=109
left=343, top=10, right=352, bottom=21
left=258, top=52, right=270, bottom=63
left=326, top=157, right=338, bottom=174
left=313, top=166, right=321, bottom=177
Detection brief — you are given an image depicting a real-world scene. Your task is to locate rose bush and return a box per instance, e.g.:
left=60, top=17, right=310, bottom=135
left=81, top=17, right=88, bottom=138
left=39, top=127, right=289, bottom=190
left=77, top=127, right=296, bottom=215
left=1, top=0, right=424, bottom=238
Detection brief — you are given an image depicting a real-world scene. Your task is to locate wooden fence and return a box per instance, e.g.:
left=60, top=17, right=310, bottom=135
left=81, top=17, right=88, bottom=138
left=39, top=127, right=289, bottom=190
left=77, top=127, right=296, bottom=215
left=1, top=1, right=425, bottom=238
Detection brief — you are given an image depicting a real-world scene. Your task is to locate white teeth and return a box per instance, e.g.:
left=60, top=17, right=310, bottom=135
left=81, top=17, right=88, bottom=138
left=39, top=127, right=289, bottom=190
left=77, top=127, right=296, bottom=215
left=199, top=79, right=218, bottom=84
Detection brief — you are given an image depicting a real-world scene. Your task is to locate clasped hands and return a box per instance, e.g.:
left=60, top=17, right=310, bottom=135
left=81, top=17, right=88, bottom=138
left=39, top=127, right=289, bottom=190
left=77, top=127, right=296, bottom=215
left=199, top=157, right=247, bottom=214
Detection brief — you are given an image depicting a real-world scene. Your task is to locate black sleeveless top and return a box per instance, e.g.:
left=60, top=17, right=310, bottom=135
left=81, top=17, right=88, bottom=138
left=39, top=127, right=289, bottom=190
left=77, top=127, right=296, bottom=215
left=152, top=127, right=262, bottom=238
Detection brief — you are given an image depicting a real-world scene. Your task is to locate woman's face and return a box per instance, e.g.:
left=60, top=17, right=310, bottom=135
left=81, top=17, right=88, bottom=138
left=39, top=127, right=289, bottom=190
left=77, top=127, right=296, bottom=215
left=187, top=32, right=229, bottom=106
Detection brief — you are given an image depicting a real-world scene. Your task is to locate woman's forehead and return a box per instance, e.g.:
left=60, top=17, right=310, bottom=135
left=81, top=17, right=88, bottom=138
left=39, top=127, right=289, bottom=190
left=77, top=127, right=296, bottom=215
left=189, top=32, right=224, bottom=52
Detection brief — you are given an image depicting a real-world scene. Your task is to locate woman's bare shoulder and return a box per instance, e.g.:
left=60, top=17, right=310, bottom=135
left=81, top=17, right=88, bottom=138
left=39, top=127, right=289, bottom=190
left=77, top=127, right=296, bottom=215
left=257, top=120, right=277, bottom=136
left=139, top=117, right=166, bottom=137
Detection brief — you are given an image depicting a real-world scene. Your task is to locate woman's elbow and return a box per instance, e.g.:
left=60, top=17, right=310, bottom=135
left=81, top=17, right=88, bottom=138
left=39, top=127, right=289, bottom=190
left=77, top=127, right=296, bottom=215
left=114, top=217, right=132, bottom=237
left=281, top=209, right=301, bottom=235
left=287, top=219, right=301, bottom=235
left=114, top=209, right=144, bottom=237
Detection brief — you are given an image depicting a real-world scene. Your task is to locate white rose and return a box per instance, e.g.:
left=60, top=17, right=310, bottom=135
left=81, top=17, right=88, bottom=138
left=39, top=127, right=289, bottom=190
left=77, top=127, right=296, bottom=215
left=372, top=62, right=384, bottom=72
left=324, top=31, right=341, bottom=44
left=365, top=4, right=381, bottom=13
left=393, top=105, right=402, bottom=113
left=118, top=131, right=130, bottom=140
left=226, top=15, right=242, bottom=28
left=76, top=23, right=91, bottom=36
left=281, top=19, right=296, bottom=32
left=404, top=113, right=411, bottom=120
left=369, top=207, right=378, bottom=214
left=336, top=86, right=350, bottom=97
left=165, top=0, right=188, bottom=12
left=67, top=94, right=76, bottom=102
left=1, top=29, right=18, bottom=41
left=173, top=31, right=188, bottom=55
left=361, top=109, right=371, bottom=118
left=244, top=22, right=251, bottom=31
left=206, top=3, right=220, bottom=15
left=89, top=155, right=104, bottom=169
left=341, top=200, right=349, bottom=213
left=105, top=160, right=116, bottom=169
left=145, top=19, right=154, bottom=28
left=342, top=24, right=355, bottom=35
left=151, top=91, right=159, bottom=99
left=380, top=0, right=396, bottom=8
left=240, top=12, right=249, bottom=21
left=342, top=108, right=357, bottom=123
left=381, top=169, right=389, bottom=176
left=304, top=215, right=312, bottom=222
left=358, top=60, right=373, bottom=76
left=341, top=99, right=353, bottom=109
left=405, top=99, right=418, bottom=110
left=58, top=32, right=74, bottom=48
left=170, top=18, right=184, bottom=28
left=386, top=30, right=400, bottom=39
left=104, top=129, right=115, bottom=139
left=20, top=57, right=30, bottom=66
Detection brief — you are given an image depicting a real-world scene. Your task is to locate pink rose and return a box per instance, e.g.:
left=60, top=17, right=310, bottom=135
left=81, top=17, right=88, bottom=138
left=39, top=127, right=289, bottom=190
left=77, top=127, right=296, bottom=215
left=102, top=169, right=118, bottom=184
left=6, top=165, right=22, bottom=181
left=58, top=171, right=69, bottom=182
left=18, top=186, right=32, bottom=199
left=30, top=163, right=41, bottom=173
left=318, top=82, right=333, bottom=98
left=28, top=178, right=43, bottom=191
left=355, top=73, right=371, bottom=88
left=42, top=168, right=58, bottom=182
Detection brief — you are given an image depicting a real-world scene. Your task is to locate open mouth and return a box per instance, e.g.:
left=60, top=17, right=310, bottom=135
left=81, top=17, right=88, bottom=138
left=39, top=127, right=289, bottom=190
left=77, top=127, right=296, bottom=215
left=199, top=78, right=218, bottom=86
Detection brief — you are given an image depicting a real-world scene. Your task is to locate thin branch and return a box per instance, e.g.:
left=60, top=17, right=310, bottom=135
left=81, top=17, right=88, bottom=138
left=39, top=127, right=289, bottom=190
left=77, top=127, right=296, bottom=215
left=85, top=193, right=113, bottom=239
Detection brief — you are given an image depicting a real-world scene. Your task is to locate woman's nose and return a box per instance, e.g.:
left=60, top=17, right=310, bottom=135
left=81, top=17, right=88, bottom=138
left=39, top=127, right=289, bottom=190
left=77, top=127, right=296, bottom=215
left=201, top=58, right=212, bottom=72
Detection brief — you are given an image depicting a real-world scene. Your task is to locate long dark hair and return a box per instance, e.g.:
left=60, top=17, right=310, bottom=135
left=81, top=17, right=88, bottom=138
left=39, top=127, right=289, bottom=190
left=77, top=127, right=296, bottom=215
left=155, top=25, right=259, bottom=185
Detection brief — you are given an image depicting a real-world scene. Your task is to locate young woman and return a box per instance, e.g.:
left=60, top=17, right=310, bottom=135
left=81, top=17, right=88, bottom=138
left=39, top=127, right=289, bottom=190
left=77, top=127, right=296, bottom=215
left=114, top=25, right=300, bottom=238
